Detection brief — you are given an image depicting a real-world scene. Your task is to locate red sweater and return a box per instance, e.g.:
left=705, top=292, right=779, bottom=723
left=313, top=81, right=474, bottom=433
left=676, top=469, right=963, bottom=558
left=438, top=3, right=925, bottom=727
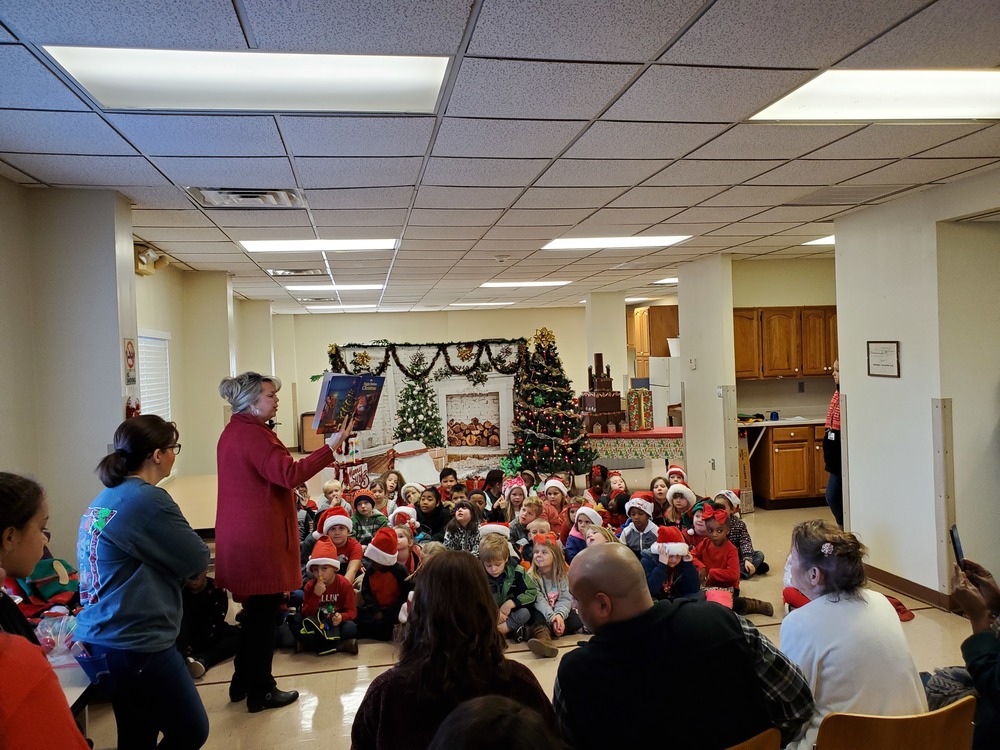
left=692, top=538, right=741, bottom=590
left=543, top=500, right=569, bottom=542
left=216, top=412, right=334, bottom=596
left=302, top=575, right=357, bottom=620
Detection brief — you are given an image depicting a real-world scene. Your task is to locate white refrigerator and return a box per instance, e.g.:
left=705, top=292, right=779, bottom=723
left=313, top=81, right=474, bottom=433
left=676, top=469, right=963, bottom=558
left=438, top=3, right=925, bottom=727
left=649, top=356, right=682, bottom=427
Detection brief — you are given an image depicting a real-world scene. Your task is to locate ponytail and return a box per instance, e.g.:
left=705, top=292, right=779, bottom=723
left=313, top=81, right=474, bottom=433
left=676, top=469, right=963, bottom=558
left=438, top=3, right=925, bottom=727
left=96, top=415, right=179, bottom=488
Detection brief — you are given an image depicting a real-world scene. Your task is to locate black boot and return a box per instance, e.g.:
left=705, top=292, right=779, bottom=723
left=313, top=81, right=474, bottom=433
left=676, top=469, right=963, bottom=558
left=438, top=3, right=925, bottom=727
left=247, top=688, right=299, bottom=713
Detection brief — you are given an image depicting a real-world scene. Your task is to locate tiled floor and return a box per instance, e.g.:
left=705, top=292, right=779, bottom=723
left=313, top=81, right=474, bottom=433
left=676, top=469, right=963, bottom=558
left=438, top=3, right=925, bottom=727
left=85, top=466, right=974, bottom=749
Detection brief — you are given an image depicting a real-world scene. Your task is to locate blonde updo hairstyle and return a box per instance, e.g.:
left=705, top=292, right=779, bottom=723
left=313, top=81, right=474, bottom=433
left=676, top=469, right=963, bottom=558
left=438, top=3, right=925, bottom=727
left=219, top=371, right=282, bottom=415
left=791, top=519, right=868, bottom=599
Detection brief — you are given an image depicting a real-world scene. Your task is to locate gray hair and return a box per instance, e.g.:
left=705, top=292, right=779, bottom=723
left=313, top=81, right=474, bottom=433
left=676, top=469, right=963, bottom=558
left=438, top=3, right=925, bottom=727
left=218, top=371, right=282, bottom=414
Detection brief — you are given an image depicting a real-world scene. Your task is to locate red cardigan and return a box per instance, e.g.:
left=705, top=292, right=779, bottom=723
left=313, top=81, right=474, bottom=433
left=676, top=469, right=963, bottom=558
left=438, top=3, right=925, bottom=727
left=215, top=412, right=333, bottom=596
left=692, top=538, right=741, bottom=590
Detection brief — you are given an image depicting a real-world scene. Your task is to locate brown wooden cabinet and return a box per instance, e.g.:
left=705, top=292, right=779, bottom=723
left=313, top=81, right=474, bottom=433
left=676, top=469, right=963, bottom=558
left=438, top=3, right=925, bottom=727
left=734, top=308, right=761, bottom=379
left=761, top=307, right=801, bottom=377
left=629, top=305, right=679, bottom=379
left=734, top=305, right=837, bottom=380
left=801, top=306, right=838, bottom=376
left=813, top=425, right=829, bottom=497
left=750, top=424, right=827, bottom=506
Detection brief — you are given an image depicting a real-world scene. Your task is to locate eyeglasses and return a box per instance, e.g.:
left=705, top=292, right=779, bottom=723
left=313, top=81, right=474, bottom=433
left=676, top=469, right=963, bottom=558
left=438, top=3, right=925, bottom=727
left=43, top=530, right=51, bottom=542
left=167, top=444, right=182, bottom=455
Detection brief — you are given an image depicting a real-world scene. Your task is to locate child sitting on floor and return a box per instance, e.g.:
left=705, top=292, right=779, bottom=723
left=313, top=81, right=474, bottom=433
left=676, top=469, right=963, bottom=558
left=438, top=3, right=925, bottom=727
left=178, top=573, right=240, bottom=678
left=510, top=496, right=545, bottom=560
left=321, top=479, right=349, bottom=511
left=564, top=506, right=602, bottom=563
left=415, top=487, right=450, bottom=543
left=438, top=467, right=458, bottom=508
left=527, top=533, right=582, bottom=658
left=400, top=482, right=424, bottom=507
left=468, top=489, right=489, bottom=519
left=448, top=483, right=468, bottom=508
left=640, top=526, right=700, bottom=602
left=649, top=476, right=671, bottom=526
left=301, top=507, right=363, bottom=585
left=443, top=499, right=484, bottom=554
left=620, top=494, right=658, bottom=557
left=491, top=477, right=526, bottom=523
left=369, top=478, right=392, bottom=517
left=293, top=538, right=359, bottom=655
left=357, top=527, right=411, bottom=641
left=584, top=464, right=608, bottom=505
left=296, top=483, right=319, bottom=541
left=665, top=483, right=698, bottom=532
left=479, top=533, right=537, bottom=641
left=714, top=490, right=769, bottom=578
left=521, top=518, right=553, bottom=567
left=395, top=525, right=421, bottom=576
left=351, top=492, right=388, bottom=547
left=666, top=464, right=687, bottom=487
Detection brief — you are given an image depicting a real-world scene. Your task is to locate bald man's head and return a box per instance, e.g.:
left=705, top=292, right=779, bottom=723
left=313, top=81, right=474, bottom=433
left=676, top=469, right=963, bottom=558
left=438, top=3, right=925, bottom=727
left=569, top=544, right=654, bottom=632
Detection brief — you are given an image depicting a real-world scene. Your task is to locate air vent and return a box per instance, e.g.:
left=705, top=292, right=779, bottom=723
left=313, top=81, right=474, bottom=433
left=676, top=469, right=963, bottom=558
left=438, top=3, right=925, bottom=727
left=295, top=297, right=338, bottom=303
left=267, top=268, right=326, bottom=277
left=186, top=187, right=305, bottom=209
left=787, top=186, right=905, bottom=205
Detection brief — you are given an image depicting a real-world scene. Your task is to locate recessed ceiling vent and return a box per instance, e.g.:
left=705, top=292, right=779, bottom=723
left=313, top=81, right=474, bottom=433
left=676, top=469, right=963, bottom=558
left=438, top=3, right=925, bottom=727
left=186, top=187, right=305, bottom=209
left=267, top=268, right=326, bottom=277
left=787, top=186, right=905, bottom=205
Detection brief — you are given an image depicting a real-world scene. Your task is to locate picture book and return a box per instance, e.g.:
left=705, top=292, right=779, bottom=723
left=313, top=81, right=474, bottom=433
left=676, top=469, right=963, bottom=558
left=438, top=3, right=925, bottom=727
left=312, top=373, right=385, bottom=433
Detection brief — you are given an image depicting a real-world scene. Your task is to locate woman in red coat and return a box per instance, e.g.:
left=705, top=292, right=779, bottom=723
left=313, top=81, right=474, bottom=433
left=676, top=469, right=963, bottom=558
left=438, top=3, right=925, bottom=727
left=216, top=372, right=352, bottom=713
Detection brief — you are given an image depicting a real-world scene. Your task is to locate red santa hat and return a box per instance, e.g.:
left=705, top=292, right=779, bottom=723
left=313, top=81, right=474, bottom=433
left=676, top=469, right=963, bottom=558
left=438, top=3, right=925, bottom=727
left=624, top=493, right=654, bottom=518
left=316, top=506, right=353, bottom=537
left=306, top=537, right=342, bottom=572
left=391, top=506, right=418, bottom=529
left=575, top=506, right=603, bottom=528
left=364, top=527, right=399, bottom=566
left=649, top=525, right=690, bottom=559
left=479, top=521, right=511, bottom=539
left=667, top=464, right=687, bottom=480
left=542, top=477, right=569, bottom=496
left=666, top=483, right=697, bottom=508
left=714, top=489, right=741, bottom=510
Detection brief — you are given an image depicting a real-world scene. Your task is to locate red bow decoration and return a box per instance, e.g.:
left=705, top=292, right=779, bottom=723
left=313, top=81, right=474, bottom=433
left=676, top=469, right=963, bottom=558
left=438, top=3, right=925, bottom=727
left=532, top=532, right=559, bottom=547
left=704, top=507, right=729, bottom=526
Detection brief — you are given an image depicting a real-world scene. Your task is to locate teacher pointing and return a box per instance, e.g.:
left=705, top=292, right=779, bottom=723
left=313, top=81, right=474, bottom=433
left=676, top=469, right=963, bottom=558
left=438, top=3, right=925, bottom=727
left=216, top=372, right=353, bottom=713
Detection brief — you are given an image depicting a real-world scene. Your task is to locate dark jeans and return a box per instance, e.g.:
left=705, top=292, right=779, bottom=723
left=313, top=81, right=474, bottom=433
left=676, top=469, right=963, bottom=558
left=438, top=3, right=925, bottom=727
left=88, top=643, right=208, bottom=749
left=825, top=471, right=844, bottom=528
left=188, top=625, right=241, bottom=670
left=740, top=550, right=767, bottom=580
left=232, top=593, right=283, bottom=700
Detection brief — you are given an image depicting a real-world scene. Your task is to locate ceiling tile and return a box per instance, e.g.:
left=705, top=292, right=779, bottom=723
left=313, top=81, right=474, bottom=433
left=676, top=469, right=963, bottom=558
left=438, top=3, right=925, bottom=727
left=638, top=222, right=727, bottom=236
left=0, top=160, right=40, bottom=184
left=566, top=121, right=729, bottom=160
left=472, top=240, right=547, bottom=252
left=414, top=186, right=522, bottom=209
left=279, top=116, right=434, bottom=157
left=432, top=118, right=583, bottom=158
left=609, top=185, right=725, bottom=208
left=408, top=208, right=505, bottom=226
left=0, top=25, right=15, bottom=42
left=403, top=225, right=488, bottom=240
left=134, top=226, right=231, bottom=242
left=840, top=0, right=1000, bottom=68
left=690, top=124, right=862, bottom=160
left=643, top=159, right=784, bottom=186
left=0, top=111, right=135, bottom=155
left=916, top=125, right=1000, bottom=159
left=482, top=225, right=572, bottom=240
left=296, top=157, right=422, bottom=188
left=0, top=153, right=169, bottom=186
left=513, top=187, right=626, bottom=209
left=225, top=227, right=317, bottom=240
left=203, top=209, right=312, bottom=227
left=843, top=158, right=997, bottom=185
left=746, top=159, right=894, bottom=185
left=710, top=222, right=800, bottom=235
left=152, top=156, right=294, bottom=188
left=151, top=241, right=243, bottom=254
left=107, top=114, right=285, bottom=157
left=132, top=209, right=214, bottom=228
left=305, top=187, right=413, bottom=210
left=497, top=208, right=594, bottom=226
left=663, top=206, right=762, bottom=223
left=559, top=224, right=652, bottom=237
left=778, top=222, right=835, bottom=236
left=661, top=0, right=924, bottom=68
left=585, top=207, right=679, bottom=224
left=397, top=239, right=476, bottom=252
left=118, top=186, right=197, bottom=209
left=0, top=46, right=87, bottom=110
left=468, top=0, right=703, bottom=61
left=604, top=65, right=813, bottom=122
left=446, top=58, right=639, bottom=119
left=701, top=185, right=816, bottom=207
left=748, top=206, right=845, bottom=222
left=317, top=226, right=404, bottom=239
left=311, top=208, right=409, bottom=226
left=242, top=0, right=471, bottom=55
left=422, top=157, right=547, bottom=187
left=808, top=124, right=989, bottom=159
left=535, top=159, right=669, bottom=187
left=0, top=0, right=246, bottom=48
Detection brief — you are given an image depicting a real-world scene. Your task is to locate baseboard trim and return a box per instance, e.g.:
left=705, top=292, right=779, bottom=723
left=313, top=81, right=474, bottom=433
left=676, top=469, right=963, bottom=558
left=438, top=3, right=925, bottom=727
left=865, top=563, right=953, bottom=610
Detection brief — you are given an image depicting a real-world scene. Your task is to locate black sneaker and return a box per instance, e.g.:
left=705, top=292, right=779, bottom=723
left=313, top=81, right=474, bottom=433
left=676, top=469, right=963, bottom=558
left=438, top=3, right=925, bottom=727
left=757, top=561, right=770, bottom=575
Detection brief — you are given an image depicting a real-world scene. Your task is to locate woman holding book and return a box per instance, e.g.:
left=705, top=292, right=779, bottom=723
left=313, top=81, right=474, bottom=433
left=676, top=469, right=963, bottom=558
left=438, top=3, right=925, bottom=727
left=216, top=372, right=353, bottom=713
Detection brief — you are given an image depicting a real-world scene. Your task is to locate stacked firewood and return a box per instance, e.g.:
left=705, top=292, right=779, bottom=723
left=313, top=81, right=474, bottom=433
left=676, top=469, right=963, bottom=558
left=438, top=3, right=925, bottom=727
left=448, top=417, right=501, bottom=447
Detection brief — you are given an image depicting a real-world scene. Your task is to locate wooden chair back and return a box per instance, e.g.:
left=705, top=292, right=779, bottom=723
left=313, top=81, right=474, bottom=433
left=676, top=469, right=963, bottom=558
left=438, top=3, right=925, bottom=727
left=815, top=696, right=976, bottom=750
left=725, top=727, right=781, bottom=750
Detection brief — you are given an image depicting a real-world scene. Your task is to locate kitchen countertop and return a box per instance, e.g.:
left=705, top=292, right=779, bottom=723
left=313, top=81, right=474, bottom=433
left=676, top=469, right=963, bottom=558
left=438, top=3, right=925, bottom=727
left=738, top=418, right=824, bottom=428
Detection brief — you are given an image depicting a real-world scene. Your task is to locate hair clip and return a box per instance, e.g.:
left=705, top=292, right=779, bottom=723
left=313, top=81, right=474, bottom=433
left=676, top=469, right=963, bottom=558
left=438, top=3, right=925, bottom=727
left=821, top=542, right=834, bottom=556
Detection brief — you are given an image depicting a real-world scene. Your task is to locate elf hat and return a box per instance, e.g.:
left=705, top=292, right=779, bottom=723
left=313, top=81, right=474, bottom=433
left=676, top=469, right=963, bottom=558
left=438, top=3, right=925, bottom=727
left=400, top=482, right=425, bottom=498
left=542, top=477, right=569, bottom=496
left=503, top=476, right=527, bottom=501
left=391, top=506, right=418, bottom=528
left=575, top=506, right=603, bottom=528
left=316, top=506, right=353, bottom=537
left=667, top=464, right=687, bottom=480
left=625, top=493, right=654, bottom=518
left=666, top=483, right=697, bottom=508
left=650, top=525, right=690, bottom=559
left=714, top=489, right=741, bottom=509
left=364, top=527, right=399, bottom=566
left=306, top=537, right=342, bottom=572
left=479, top=521, right=511, bottom=539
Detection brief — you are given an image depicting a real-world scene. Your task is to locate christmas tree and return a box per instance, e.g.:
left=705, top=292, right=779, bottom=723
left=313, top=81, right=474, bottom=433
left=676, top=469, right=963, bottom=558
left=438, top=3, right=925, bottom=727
left=509, top=328, right=596, bottom=476
left=393, top=352, right=445, bottom=448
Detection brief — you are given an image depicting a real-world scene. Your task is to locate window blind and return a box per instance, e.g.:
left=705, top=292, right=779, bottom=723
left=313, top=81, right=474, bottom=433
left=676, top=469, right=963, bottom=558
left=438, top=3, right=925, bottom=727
left=138, top=336, right=171, bottom=420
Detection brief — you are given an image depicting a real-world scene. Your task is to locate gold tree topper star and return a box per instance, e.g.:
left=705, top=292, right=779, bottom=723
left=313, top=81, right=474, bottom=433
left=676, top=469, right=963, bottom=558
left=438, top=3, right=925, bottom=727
left=534, top=327, right=556, bottom=348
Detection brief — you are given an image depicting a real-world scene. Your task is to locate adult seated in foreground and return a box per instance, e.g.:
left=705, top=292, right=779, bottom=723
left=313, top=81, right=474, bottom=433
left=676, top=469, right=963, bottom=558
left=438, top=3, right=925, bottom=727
left=779, top=520, right=927, bottom=750
left=555, top=544, right=813, bottom=750
left=351, top=551, right=556, bottom=750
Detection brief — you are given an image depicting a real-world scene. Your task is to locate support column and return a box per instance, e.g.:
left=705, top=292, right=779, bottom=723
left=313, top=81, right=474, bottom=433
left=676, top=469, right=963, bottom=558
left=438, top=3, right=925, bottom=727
left=585, top=292, right=627, bottom=390
left=272, top=313, right=298, bottom=450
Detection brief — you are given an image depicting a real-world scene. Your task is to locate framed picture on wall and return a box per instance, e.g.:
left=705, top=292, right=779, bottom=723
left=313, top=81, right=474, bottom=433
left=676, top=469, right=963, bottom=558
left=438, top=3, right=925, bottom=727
left=867, top=341, right=900, bottom=378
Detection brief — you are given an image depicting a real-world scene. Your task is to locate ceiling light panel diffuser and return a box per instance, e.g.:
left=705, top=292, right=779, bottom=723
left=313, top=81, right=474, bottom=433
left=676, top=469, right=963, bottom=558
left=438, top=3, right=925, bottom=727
left=44, top=47, right=449, bottom=112
left=752, top=70, right=1000, bottom=121
left=480, top=281, right=571, bottom=288
left=543, top=235, right=691, bottom=250
left=241, top=239, right=396, bottom=252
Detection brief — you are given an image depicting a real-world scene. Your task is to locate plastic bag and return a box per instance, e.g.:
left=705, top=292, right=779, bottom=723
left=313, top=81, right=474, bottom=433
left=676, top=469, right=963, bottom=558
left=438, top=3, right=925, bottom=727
left=35, top=615, right=78, bottom=667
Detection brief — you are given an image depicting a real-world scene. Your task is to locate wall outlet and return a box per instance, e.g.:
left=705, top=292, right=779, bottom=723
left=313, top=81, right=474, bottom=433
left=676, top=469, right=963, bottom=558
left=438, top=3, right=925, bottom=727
left=689, top=357, right=697, bottom=370
left=798, top=381, right=805, bottom=393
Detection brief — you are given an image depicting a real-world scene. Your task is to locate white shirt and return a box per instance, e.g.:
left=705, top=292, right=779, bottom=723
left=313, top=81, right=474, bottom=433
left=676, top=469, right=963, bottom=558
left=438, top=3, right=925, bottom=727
left=780, top=587, right=927, bottom=750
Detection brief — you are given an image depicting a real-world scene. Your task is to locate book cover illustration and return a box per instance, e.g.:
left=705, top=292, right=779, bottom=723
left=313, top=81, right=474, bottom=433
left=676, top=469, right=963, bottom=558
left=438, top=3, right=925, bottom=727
left=313, top=373, right=385, bottom=433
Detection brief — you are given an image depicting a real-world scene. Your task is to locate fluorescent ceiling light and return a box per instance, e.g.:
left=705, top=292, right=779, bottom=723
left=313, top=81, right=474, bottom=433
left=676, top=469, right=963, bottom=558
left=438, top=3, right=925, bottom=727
left=543, top=235, right=691, bottom=250
left=802, top=235, right=835, bottom=246
left=579, top=300, right=587, bottom=304
left=752, top=70, right=1000, bottom=121
left=448, top=302, right=513, bottom=307
left=305, top=304, right=378, bottom=311
left=241, top=239, right=396, bottom=253
left=654, top=277, right=679, bottom=285
left=284, top=284, right=384, bottom=291
left=625, top=297, right=651, bottom=303
left=44, top=46, right=448, bottom=112
left=480, top=281, right=571, bottom=288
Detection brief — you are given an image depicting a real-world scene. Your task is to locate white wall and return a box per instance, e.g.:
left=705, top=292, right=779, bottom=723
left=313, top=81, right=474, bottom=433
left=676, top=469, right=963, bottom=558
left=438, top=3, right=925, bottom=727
left=733, top=258, right=836, bottom=307
left=836, top=167, right=1000, bottom=589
